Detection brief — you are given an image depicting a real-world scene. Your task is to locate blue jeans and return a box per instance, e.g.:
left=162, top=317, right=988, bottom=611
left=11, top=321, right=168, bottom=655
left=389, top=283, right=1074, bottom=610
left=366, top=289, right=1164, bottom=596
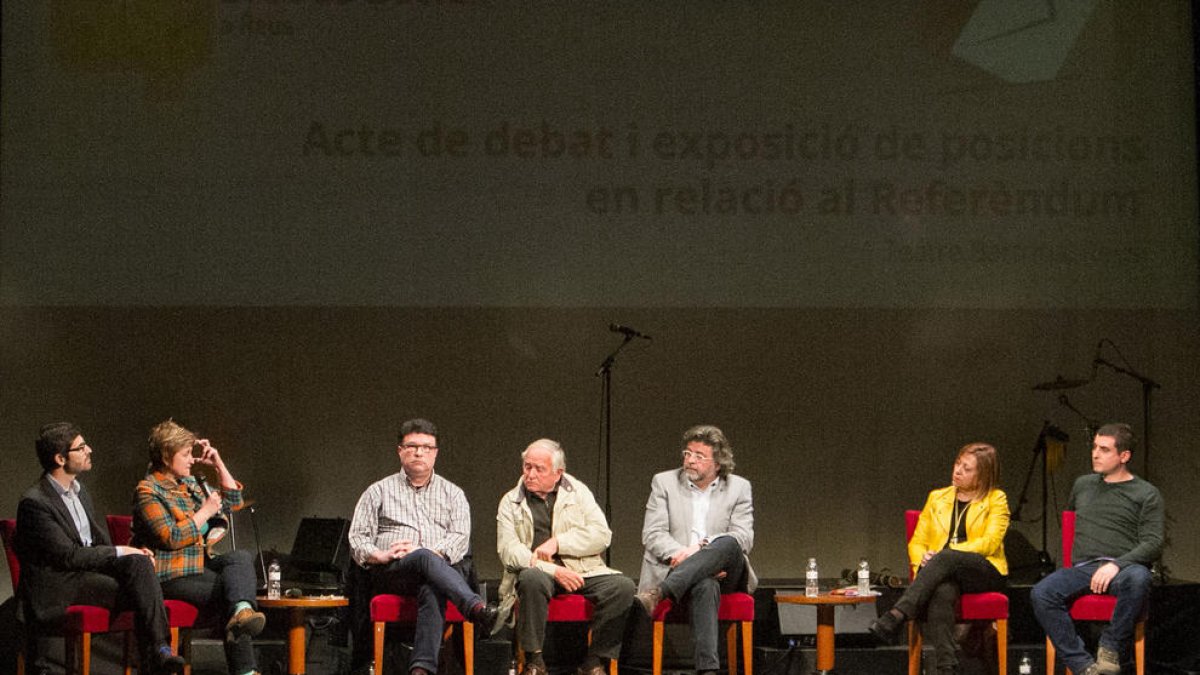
left=161, top=549, right=261, bottom=675
left=1031, top=561, right=1151, bottom=673
left=370, top=548, right=483, bottom=674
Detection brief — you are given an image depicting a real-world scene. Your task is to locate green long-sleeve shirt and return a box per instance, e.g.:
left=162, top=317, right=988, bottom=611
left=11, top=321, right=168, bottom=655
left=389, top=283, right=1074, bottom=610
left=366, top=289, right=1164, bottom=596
left=1067, top=473, right=1164, bottom=568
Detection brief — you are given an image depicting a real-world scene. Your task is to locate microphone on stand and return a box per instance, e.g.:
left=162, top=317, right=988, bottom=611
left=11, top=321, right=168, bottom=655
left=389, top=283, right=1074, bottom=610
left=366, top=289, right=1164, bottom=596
left=247, top=504, right=268, bottom=590
left=609, top=323, right=652, bottom=340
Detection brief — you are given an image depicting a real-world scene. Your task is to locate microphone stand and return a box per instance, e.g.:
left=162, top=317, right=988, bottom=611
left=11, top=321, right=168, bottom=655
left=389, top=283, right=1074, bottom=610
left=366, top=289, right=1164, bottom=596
left=596, top=332, right=635, bottom=562
left=248, top=504, right=268, bottom=590
left=1094, top=356, right=1161, bottom=481
left=1011, top=422, right=1056, bottom=576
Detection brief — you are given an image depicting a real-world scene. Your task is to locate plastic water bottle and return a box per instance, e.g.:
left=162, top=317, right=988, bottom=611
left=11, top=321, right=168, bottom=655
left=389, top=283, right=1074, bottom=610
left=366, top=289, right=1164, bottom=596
left=507, top=659, right=517, bottom=675
left=1018, top=653, right=1032, bottom=675
left=267, top=559, right=282, bottom=599
left=805, top=558, right=819, bottom=597
left=857, top=558, right=870, bottom=595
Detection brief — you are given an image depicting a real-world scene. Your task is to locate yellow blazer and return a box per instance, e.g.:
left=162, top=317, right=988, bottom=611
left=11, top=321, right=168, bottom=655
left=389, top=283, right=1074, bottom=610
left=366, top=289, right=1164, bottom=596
left=908, top=486, right=1009, bottom=577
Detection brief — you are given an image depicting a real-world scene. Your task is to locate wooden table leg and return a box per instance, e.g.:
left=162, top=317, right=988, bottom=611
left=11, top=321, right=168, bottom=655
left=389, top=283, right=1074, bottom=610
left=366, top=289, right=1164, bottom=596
left=287, top=606, right=307, bottom=675
left=815, top=604, right=836, bottom=673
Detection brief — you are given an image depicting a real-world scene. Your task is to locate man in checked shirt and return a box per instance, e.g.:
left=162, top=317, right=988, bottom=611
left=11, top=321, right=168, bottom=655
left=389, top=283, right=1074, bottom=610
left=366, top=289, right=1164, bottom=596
left=348, top=418, right=498, bottom=675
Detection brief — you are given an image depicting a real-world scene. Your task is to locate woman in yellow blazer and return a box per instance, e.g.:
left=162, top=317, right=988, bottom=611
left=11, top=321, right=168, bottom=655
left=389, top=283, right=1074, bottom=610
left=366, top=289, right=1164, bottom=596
left=869, top=442, right=1009, bottom=675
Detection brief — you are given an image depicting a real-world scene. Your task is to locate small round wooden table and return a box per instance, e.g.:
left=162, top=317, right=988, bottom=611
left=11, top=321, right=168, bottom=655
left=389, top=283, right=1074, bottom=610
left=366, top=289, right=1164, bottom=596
left=258, top=596, right=349, bottom=675
left=774, top=592, right=877, bottom=674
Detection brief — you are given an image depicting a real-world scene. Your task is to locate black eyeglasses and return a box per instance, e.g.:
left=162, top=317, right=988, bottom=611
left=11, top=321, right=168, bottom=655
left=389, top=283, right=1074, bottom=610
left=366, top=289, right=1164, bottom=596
left=67, top=443, right=90, bottom=453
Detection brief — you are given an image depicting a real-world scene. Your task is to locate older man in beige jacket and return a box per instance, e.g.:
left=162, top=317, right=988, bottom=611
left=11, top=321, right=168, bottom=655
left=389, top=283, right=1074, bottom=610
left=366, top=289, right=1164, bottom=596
left=497, top=439, right=635, bottom=675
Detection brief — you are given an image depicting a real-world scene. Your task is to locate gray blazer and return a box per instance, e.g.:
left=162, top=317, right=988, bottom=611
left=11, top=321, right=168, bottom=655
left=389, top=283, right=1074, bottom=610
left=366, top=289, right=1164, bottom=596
left=638, top=468, right=757, bottom=593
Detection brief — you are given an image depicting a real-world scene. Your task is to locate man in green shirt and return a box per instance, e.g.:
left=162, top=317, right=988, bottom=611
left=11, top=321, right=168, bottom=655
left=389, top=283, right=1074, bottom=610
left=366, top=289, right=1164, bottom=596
left=1031, top=423, right=1163, bottom=675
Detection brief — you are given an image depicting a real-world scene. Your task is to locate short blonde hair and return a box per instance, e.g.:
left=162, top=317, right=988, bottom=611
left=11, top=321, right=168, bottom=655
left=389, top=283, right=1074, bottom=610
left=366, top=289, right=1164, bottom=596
left=148, top=419, right=196, bottom=470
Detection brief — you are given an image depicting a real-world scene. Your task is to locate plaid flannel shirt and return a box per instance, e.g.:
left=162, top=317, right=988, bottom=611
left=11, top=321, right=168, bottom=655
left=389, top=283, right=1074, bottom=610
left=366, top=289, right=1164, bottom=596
left=132, top=469, right=244, bottom=582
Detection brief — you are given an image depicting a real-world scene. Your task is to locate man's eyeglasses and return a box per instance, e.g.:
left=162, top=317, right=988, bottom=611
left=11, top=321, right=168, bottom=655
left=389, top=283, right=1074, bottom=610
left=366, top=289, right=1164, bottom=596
left=401, top=444, right=438, bottom=455
left=67, top=443, right=90, bottom=453
left=681, top=449, right=712, bottom=463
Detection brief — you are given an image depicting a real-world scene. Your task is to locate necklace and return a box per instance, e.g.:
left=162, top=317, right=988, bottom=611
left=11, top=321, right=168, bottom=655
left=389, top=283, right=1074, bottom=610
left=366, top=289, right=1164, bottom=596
left=949, top=497, right=970, bottom=545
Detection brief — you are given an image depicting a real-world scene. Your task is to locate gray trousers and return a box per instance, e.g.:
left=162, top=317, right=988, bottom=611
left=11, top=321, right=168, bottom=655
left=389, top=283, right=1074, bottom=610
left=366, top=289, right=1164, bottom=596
left=516, top=567, right=635, bottom=661
left=658, top=537, right=748, bottom=671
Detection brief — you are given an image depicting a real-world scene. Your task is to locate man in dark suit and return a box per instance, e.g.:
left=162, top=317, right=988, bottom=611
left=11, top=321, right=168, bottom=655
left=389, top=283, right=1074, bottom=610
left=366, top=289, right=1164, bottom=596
left=15, top=422, right=185, bottom=675
left=635, top=425, right=756, bottom=675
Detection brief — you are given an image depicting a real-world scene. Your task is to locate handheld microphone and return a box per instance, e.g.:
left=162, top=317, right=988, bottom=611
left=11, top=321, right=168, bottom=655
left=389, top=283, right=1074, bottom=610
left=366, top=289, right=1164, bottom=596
left=608, top=323, right=652, bottom=340
left=194, top=474, right=229, bottom=549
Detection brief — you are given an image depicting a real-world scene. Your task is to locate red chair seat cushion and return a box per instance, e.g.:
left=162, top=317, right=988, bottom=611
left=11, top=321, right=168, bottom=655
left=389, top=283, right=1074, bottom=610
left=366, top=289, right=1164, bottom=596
left=165, top=600, right=200, bottom=626
left=65, top=606, right=118, bottom=633
left=956, top=592, right=1008, bottom=620
left=370, top=595, right=467, bottom=623
left=652, top=592, right=754, bottom=622
left=546, top=594, right=594, bottom=622
left=1069, top=594, right=1118, bottom=621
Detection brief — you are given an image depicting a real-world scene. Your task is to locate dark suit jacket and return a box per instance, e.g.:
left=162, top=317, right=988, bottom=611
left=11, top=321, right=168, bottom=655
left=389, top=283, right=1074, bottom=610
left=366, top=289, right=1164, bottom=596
left=14, top=475, right=119, bottom=625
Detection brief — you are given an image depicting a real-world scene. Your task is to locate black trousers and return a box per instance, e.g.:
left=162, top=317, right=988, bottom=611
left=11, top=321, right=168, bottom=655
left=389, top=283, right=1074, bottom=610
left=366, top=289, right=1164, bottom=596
left=894, top=550, right=1005, bottom=671
left=27, top=554, right=172, bottom=672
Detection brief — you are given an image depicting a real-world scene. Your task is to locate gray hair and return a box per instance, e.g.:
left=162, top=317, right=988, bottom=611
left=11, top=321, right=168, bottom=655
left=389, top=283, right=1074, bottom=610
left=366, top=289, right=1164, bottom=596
left=523, top=438, right=566, bottom=470
left=682, top=424, right=735, bottom=478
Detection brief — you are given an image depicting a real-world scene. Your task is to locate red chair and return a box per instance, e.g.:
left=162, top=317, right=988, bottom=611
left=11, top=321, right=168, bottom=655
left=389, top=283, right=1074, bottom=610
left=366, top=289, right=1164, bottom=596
left=904, top=510, right=1008, bottom=675
left=650, top=592, right=754, bottom=675
left=105, top=515, right=200, bottom=675
left=1044, top=511, right=1147, bottom=675
left=370, top=595, right=474, bottom=675
left=2, top=518, right=143, bottom=675
left=515, top=593, right=618, bottom=675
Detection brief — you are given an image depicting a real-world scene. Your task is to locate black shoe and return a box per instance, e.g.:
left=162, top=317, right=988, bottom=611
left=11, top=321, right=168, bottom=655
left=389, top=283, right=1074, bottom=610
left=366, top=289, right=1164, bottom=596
left=150, top=646, right=186, bottom=675
left=868, top=609, right=905, bottom=642
left=471, top=602, right=499, bottom=634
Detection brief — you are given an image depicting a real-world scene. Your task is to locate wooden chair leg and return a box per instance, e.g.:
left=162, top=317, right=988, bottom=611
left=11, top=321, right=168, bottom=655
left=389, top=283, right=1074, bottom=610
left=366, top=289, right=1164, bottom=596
left=374, top=621, right=387, bottom=675
left=652, top=620, right=665, bottom=675
left=516, top=630, right=525, bottom=674
left=179, top=629, right=193, bottom=675
left=995, top=619, right=1007, bottom=675
left=1046, top=636, right=1056, bottom=675
left=462, top=622, right=475, bottom=675
left=79, top=632, right=92, bottom=675
left=17, top=643, right=26, bottom=675
left=122, top=631, right=135, bottom=675
left=907, top=621, right=922, bottom=675
left=1134, top=620, right=1145, bottom=675
left=741, top=620, right=753, bottom=675
left=725, top=623, right=738, bottom=675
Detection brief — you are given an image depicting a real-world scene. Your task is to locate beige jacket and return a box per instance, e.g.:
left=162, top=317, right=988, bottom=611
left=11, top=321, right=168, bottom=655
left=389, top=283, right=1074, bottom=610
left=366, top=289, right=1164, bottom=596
left=495, top=473, right=620, bottom=628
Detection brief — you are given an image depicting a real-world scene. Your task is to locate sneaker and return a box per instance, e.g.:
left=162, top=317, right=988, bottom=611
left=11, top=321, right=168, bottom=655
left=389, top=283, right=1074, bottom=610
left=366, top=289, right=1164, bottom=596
left=226, top=606, right=266, bottom=641
left=1078, top=663, right=1102, bottom=675
left=634, top=588, right=662, bottom=615
left=1096, top=645, right=1121, bottom=675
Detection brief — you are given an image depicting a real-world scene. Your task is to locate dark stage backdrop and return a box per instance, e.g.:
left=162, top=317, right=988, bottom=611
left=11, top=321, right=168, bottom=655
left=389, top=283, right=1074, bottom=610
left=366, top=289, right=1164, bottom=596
left=2, top=1, right=1198, bottom=600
